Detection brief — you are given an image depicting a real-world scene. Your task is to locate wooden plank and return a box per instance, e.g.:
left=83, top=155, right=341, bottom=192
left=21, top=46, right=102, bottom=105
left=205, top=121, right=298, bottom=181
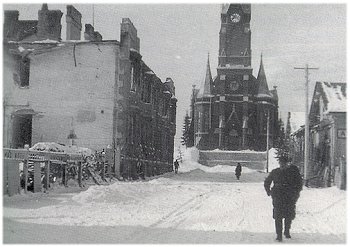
left=3, top=159, right=8, bottom=195
left=6, top=159, right=20, bottom=196
left=33, top=162, right=42, bottom=193
left=44, top=161, right=50, bottom=190
left=23, top=160, right=28, bottom=193
left=3, top=149, right=27, bottom=161
left=78, top=162, right=82, bottom=187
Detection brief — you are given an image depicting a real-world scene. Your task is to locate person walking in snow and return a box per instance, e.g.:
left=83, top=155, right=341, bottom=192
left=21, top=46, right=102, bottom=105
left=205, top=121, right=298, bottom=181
left=235, top=163, right=242, bottom=180
left=174, top=159, right=179, bottom=174
left=264, top=156, right=303, bottom=242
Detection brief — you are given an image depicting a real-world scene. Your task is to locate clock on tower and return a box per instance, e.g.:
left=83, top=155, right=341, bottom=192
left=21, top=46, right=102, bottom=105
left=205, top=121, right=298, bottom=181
left=219, top=4, right=251, bottom=67
left=230, top=13, right=241, bottom=23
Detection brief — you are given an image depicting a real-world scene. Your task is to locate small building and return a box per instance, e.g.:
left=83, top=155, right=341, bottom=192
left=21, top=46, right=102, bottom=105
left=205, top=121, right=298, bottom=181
left=290, top=82, right=346, bottom=189
left=3, top=4, right=177, bottom=178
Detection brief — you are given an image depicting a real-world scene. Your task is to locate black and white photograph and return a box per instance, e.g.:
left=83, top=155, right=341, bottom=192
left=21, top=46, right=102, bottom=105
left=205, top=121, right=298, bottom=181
left=2, top=1, right=347, bottom=244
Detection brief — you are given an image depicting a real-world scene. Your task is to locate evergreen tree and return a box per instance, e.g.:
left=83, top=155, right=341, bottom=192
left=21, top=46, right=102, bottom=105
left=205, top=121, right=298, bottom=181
left=276, top=113, right=291, bottom=163
left=181, top=112, right=192, bottom=147
left=275, top=118, right=285, bottom=149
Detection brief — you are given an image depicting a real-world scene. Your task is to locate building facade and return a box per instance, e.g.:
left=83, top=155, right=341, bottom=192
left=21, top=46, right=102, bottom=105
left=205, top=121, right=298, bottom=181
left=290, top=82, right=346, bottom=189
left=192, top=4, right=279, bottom=151
left=3, top=4, right=177, bottom=178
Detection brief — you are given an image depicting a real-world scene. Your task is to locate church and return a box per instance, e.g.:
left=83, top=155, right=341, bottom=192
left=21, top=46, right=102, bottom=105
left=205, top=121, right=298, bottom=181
left=191, top=4, right=279, bottom=151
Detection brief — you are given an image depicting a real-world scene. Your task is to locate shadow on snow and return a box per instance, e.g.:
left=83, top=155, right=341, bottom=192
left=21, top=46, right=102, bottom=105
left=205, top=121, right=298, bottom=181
left=3, top=218, right=345, bottom=244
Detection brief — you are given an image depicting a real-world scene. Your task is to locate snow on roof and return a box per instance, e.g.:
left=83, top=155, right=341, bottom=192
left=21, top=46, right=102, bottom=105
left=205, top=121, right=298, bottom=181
left=30, top=142, right=66, bottom=152
left=130, top=48, right=139, bottom=53
left=32, top=39, right=59, bottom=44
left=207, top=149, right=266, bottom=154
left=289, top=112, right=305, bottom=133
left=256, top=93, right=273, bottom=98
left=30, top=142, right=92, bottom=156
left=320, top=82, right=347, bottom=113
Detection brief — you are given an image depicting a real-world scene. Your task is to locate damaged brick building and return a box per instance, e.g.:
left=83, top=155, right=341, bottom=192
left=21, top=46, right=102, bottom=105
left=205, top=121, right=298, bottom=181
left=3, top=4, right=177, bottom=178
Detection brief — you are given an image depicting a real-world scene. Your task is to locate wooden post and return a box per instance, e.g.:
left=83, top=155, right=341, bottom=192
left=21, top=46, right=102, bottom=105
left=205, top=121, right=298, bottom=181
left=24, top=146, right=29, bottom=193
left=64, top=164, right=68, bottom=187
left=23, top=159, right=28, bottom=194
left=106, top=146, right=113, bottom=178
left=62, top=154, right=68, bottom=187
left=78, top=161, right=82, bottom=187
left=101, top=160, right=105, bottom=181
left=62, top=163, right=67, bottom=187
left=33, top=162, right=42, bottom=193
left=44, top=160, right=50, bottom=191
left=3, top=159, right=7, bottom=195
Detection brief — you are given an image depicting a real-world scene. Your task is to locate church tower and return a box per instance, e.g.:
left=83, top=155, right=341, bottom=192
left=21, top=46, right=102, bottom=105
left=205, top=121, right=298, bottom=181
left=193, top=4, right=279, bottom=151
left=213, top=4, right=254, bottom=150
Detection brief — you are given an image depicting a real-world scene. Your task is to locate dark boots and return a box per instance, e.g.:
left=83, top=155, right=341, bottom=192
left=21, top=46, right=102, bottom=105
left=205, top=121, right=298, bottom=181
left=284, top=217, right=292, bottom=238
left=275, top=218, right=283, bottom=242
left=275, top=218, right=293, bottom=241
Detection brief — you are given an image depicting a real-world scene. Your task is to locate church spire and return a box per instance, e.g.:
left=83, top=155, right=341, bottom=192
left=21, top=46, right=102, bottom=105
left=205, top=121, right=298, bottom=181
left=204, top=53, right=213, bottom=95
left=197, top=53, right=213, bottom=98
left=256, top=52, right=272, bottom=98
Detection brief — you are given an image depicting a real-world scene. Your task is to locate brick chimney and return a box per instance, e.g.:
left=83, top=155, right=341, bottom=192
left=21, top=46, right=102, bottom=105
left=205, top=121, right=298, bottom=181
left=66, top=5, right=82, bottom=40
left=84, top=24, right=102, bottom=41
left=3, top=10, right=19, bottom=41
left=37, top=3, right=63, bottom=41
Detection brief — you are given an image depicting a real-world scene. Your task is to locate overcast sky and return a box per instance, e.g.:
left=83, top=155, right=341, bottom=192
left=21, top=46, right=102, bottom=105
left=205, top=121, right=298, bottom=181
left=3, top=3, right=346, bottom=147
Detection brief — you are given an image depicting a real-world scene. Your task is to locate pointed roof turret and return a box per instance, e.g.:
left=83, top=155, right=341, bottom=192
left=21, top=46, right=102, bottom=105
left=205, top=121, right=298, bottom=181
left=256, top=53, right=272, bottom=98
left=197, top=53, right=213, bottom=98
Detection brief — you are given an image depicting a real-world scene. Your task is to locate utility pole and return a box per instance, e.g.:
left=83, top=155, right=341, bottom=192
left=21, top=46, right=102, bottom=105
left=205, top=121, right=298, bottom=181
left=92, top=4, right=95, bottom=27
left=294, top=64, right=318, bottom=185
left=266, top=109, right=270, bottom=173
left=191, top=85, right=196, bottom=146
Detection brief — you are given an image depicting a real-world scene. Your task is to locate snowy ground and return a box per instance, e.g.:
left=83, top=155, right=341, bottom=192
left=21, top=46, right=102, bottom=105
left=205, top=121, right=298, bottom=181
left=2, top=148, right=346, bottom=244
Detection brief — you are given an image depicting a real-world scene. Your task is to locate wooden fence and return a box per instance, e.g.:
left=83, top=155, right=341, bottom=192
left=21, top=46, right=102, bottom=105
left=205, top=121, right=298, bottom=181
left=3, top=148, right=84, bottom=196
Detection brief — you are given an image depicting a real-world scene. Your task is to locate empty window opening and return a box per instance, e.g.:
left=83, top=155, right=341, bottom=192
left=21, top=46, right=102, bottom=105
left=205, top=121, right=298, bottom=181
left=16, top=56, right=30, bottom=87
left=12, top=114, right=32, bottom=148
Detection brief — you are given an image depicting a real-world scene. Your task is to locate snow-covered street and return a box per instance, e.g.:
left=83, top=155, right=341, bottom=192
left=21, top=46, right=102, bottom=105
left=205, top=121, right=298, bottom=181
left=3, top=150, right=346, bottom=244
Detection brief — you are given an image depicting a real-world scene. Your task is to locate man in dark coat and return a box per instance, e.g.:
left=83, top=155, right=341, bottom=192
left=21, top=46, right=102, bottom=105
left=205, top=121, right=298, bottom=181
left=235, top=163, right=242, bottom=180
left=264, top=159, right=303, bottom=242
left=174, top=159, right=179, bottom=174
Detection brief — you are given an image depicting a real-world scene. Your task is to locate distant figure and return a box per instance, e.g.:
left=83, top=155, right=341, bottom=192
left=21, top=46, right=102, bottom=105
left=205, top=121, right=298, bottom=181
left=174, top=159, right=179, bottom=174
left=264, top=159, right=303, bottom=242
left=136, top=158, right=145, bottom=180
left=235, top=163, right=242, bottom=180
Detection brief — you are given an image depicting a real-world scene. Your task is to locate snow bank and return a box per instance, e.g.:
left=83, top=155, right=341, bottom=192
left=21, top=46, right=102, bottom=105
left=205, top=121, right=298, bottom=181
left=178, top=147, right=257, bottom=174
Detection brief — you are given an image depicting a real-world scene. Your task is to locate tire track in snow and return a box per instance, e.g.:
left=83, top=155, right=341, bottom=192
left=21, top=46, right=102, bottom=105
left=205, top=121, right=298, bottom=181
left=150, top=191, right=211, bottom=229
